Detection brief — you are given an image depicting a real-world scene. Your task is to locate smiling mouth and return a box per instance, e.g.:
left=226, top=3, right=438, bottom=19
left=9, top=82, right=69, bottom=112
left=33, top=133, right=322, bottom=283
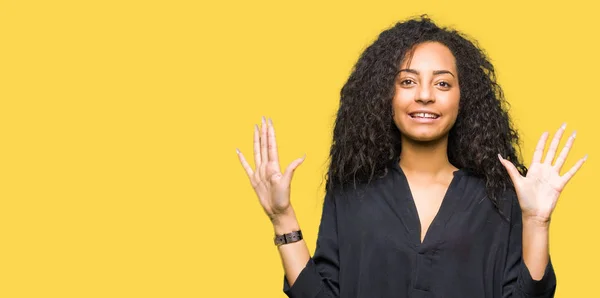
left=409, top=112, right=440, bottom=119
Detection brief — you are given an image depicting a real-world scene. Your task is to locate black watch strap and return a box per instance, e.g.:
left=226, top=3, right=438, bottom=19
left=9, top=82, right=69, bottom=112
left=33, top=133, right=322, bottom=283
left=274, top=230, right=303, bottom=246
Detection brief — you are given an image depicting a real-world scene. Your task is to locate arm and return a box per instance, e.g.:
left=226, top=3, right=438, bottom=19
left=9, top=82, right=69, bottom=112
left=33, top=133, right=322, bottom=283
left=498, top=124, right=587, bottom=297
left=502, top=194, right=556, bottom=298
left=282, top=191, right=340, bottom=297
left=274, top=208, right=310, bottom=288
left=235, top=117, right=339, bottom=297
left=522, top=218, right=550, bottom=281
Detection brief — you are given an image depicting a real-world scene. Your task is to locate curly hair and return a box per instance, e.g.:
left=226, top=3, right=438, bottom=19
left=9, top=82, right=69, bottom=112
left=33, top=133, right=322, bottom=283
left=325, top=15, right=527, bottom=212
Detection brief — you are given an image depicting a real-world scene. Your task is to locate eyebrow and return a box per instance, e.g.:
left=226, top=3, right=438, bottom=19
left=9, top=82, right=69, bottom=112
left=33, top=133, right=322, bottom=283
left=398, top=68, right=455, bottom=77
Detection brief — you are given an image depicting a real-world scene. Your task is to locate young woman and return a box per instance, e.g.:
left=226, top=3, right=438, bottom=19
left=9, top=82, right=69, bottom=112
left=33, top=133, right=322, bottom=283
left=236, top=15, right=586, bottom=297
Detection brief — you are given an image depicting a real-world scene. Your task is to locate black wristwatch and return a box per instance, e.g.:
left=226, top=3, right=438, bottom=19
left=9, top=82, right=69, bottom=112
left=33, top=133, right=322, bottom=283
left=274, top=230, right=303, bottom=247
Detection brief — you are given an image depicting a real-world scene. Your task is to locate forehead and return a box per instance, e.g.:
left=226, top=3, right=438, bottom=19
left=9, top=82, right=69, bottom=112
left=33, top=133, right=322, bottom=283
left=400, top=42, right=457, bottom=71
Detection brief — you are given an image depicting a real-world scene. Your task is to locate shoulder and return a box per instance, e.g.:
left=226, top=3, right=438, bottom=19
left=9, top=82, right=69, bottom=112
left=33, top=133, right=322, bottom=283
left=340, top=166, right=398, bottom=193
left=456, top=170, right=519, bottom=221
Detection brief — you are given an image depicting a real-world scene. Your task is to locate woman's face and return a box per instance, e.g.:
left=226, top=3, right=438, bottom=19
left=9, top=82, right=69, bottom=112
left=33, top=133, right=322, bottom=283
left=392, top=41, right=460, bottom=143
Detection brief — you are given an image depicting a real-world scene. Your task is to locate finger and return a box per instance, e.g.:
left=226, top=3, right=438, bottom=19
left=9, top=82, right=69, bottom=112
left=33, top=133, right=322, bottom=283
left=560, top=155, right=587, bottom=188
left=499, top=154, right=522, bottom=185
left=531, top=131, right=549, bottom=167
left=259, top=116, right=268, bottom=180
left=553, top=130, right=576, bottom=172
left=253, top=124, right=261, bottom=168
left=543, top=123, right=566, bottom=165
left=236, top=148, right=255, bottom=180
left=282, top=154, right=307, bottom=185
left=267, top=118, right=280, bottom=167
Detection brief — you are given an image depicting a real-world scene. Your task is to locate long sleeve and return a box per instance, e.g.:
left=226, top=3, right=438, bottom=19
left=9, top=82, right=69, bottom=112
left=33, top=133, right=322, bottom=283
left=502, top=192, right=556, bottom=298
left=283, top=191, right=340, bottom=298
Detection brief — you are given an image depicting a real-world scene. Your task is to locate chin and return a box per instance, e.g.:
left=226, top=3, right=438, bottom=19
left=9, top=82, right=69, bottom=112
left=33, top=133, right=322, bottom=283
left=399, top=128, right=449, bottom=143
left=405, top=134, right=443, bottom=143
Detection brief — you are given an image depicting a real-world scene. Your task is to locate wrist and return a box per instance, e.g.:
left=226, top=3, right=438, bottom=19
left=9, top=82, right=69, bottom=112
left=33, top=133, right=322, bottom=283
left=271, top=209, right=300, bottom=235
left=523, top=215, right=551, bottom=230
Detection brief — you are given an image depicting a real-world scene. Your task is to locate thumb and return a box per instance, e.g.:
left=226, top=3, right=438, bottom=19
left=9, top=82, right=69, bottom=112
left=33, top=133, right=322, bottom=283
left=498, top=154, right=522, bottom=185
left=282, top=154, right=306, bottom=185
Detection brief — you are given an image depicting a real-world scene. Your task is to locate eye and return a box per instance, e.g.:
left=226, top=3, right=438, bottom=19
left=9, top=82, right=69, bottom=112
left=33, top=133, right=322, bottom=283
left=437, top=81, right=451, bottom=88
left=400, top=79, right=415, bottom=86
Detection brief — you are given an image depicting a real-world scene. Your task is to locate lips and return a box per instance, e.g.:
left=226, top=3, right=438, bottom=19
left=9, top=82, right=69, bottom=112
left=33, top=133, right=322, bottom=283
left=408, top=112, right=440, bottom=119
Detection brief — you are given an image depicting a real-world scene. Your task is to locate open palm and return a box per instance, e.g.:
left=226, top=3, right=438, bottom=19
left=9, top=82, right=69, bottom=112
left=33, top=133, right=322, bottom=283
left=499, top=124, right=587, bottom=222
left=236, top=117, right=306, bottom=220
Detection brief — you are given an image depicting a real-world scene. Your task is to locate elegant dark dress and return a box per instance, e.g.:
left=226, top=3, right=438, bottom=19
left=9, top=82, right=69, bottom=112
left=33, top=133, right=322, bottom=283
left=283, top=158, right=556, bottom=297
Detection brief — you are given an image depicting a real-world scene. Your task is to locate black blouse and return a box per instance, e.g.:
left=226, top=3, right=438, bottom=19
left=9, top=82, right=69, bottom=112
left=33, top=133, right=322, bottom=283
left=283, top=158, right=556, bottom=297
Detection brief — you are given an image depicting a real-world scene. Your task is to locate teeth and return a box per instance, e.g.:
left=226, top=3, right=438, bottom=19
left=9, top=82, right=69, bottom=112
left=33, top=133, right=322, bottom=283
left=412, top=112, right=438, bottom=119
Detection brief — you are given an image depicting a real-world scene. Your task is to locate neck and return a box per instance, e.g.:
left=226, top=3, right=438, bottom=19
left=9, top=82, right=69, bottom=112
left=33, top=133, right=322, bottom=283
left=399, top=135, right=456, bottom=177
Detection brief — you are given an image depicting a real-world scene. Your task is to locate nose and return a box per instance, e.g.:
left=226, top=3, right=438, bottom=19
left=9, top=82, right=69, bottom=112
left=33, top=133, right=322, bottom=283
left=415, top=84, right=435, bottom=104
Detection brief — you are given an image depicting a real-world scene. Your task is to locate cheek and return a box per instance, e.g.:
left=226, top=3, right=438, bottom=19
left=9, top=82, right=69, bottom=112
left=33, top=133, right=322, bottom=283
left=447, top=93, right=461, bottom=117
left=391, top=102, right=410, bottom=132
left=438, top=89, right=460, bottom=115
left=391, top=89, right=413, bottom=115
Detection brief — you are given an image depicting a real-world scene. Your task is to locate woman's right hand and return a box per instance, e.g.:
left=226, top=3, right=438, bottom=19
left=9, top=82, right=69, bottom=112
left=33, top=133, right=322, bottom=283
left=236, top=116, right=306, bottom=223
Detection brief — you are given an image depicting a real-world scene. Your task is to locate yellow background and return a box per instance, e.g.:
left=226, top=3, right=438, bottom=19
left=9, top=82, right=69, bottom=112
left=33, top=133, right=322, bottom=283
left=0, top=0, right=598, bottom=297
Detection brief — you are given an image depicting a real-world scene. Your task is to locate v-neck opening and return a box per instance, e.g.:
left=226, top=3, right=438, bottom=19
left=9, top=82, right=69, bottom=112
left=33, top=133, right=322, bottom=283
left=407, top=171, right=460, bottom=245
left=392, top=158, right=464, bottom=247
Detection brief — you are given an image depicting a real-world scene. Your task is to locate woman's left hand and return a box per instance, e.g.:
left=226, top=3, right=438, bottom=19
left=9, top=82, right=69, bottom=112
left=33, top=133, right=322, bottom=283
left=498, top=123, right=587, bottom=224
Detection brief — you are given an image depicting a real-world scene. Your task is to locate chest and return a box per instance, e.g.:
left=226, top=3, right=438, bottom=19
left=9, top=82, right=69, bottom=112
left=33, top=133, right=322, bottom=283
left=337, top=176, right=504, bottom=254
left=410, top=185, right=448, bottom=243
